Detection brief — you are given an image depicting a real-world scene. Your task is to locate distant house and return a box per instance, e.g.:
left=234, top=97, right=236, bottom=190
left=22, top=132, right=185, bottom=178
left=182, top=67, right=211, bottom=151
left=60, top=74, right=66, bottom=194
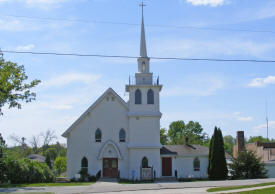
left=233, top=131, right=275, bottom=178
left=26, top=154, right=45, bottom=163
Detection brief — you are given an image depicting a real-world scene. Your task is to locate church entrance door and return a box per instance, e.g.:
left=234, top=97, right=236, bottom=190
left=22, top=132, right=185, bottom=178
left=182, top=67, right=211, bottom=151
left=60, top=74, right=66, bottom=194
left=103, top=158, right=118, bottom=178
left=162, top=157, right=172, bottom=176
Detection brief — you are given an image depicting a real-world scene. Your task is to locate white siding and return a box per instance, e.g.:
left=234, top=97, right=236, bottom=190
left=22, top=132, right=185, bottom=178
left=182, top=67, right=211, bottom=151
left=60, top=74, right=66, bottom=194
left=172, top=156, right=208, bottom=178
left=66, top=93, right=129, bottom=179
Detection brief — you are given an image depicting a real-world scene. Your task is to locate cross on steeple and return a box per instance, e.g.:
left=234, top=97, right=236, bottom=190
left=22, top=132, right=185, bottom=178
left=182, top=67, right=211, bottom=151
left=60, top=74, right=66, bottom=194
left=139, top=2, right=147, bottom=58
left=139, top=2, right=146, bottom=17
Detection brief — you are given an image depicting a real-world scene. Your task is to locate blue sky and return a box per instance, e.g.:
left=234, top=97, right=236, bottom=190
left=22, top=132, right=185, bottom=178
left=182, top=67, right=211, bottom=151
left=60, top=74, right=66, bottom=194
left=0, top=0, right=275, bottom=146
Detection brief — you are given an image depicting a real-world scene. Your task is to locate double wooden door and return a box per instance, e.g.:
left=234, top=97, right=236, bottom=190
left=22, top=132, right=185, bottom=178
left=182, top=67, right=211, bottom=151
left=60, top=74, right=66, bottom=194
left=103, top=158, right=118, bottom=178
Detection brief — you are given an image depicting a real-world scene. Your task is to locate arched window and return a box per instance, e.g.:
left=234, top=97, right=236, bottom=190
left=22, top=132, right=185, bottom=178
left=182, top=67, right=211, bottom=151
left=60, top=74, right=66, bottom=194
left=119, top=128, right=126, bottom=142
left=193, top=157, right=200, bottom=171
left=95, top=128, right=102, bottom=142
left=81, top=157, right=88, bottom=169
left=135, top=89, right=142, bottom=104
left=142, top=61, right=146, bottom=72
left=147, top=89, right=154, bottom=104
left=142, top=157, right=149, bottom=168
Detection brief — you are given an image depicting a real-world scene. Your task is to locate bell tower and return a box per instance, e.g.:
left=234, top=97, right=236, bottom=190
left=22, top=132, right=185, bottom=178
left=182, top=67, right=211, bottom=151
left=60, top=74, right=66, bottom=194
left=126, top=2, right=162, bottom=179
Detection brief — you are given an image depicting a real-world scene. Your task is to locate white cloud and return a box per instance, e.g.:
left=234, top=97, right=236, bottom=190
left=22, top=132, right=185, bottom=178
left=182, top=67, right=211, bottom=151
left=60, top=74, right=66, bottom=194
left=16, top=44, right=35, bottom=51
left=163, top=75, right=224, bottom=97
left=0, top=0, right=69, bottom=9
left=249, top=76, right=275, bottom=88
left=253, top=121, right=275, bottom=132
left=151, top=38, right=275, bottom=59
left=25, top=0, right=67, bottom=5
left=186, top=0, right=226, bottom=7
left=233, top=112, right=253, bottom=122
left=42, top=73, right=102, bottom=88
left=237, top=116, right=253, bottom=122
left=0, top=18, right=73, bottom=32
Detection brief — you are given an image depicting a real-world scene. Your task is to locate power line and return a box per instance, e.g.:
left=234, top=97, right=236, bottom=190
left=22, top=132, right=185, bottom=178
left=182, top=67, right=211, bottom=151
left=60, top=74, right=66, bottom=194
left=2, top=50, right=275, bottom=63
left=2, top=14, right=275, bottom=34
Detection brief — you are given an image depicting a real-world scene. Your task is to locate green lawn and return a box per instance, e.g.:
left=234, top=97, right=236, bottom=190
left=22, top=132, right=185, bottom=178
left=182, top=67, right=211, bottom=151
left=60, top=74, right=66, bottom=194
left=228, top=186, right=275, bottom=193
left=0, top=182, right=94, bottom=188
left=207, top=182, right=275, bottom=192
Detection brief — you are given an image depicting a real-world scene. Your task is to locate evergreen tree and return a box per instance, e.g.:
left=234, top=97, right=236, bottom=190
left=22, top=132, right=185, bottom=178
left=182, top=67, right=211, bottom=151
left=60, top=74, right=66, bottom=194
left=208, top=132, right=214, bottom=174
left=208, top=127, right=228, bottom=180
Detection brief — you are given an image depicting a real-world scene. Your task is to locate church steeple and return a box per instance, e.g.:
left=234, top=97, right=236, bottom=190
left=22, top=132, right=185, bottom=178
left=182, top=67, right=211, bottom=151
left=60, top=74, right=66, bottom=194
left=137, top=2, right=150, bottom=75
left=140, top=2, right=147, bottom=58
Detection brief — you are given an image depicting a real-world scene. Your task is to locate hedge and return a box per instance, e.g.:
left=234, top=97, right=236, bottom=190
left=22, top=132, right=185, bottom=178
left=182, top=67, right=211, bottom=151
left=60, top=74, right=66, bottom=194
left=2, top=158, right=55, bottom=184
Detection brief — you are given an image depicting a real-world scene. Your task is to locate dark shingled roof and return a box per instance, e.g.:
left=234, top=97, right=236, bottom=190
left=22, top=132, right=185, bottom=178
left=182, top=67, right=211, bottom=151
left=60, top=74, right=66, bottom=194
left=26, top=154, right=45, bottom=163
left=256, top=142, right=275, bottom=148
left=160, top=144, right=209, bottom=156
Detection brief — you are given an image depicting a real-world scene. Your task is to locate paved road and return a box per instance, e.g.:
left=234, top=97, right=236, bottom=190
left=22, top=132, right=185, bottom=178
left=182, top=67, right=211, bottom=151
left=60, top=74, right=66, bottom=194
left=1, top=178, right=275, bottom=194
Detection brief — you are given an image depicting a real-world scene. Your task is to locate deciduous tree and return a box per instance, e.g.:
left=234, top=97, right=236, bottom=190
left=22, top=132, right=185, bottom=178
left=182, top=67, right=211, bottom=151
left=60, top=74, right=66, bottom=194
left=160, top=128, right=168, bottom=145
left=0, top=57, right=40, bottom=115
left=167, top=120, right=206, bottom=145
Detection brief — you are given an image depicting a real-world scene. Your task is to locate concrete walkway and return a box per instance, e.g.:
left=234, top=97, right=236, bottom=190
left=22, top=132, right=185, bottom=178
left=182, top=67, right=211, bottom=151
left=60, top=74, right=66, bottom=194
left=1, top=178, right=275, bottom=194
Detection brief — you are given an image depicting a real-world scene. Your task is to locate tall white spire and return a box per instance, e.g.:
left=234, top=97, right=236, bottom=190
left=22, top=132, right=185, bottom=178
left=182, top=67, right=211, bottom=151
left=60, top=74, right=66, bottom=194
left=140, top=2, right=147, bottom=58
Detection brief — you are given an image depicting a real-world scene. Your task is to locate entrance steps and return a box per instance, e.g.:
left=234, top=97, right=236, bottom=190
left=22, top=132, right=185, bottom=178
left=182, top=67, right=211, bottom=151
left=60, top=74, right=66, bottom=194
left=98, top=178, right=118, bottom=183
left=156, top=177, right=178, bottom=182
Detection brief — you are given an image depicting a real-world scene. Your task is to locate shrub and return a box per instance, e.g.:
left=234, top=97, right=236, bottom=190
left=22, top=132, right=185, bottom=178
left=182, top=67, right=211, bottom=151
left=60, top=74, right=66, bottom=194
left=79, top=168, right=89, bottom=182
left=96, top=170, right=101, bottom=181
left=88, top=175, right=96, bottom=182
left=0, top=159, right=7, bottom=183
left=230, top=150, right=267, bottom=179
left=5, top=158, right=55, bottom=184
left=54, top=156, right=66, bottom=176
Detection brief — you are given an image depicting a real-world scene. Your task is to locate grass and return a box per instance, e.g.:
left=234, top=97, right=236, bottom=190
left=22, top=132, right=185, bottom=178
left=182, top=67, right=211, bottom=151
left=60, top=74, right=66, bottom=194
left=228, top=186, right=275, bottom=193
left=178, top=178, right=209, bottom=182
left=207, top=182, right=275, bottom=192
left=0, top=182, right=95, bottom=188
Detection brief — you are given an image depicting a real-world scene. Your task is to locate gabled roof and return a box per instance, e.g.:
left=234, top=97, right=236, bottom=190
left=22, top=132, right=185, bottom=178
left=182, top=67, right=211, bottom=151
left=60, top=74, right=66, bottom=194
left=160, top=144, right=209, bottom=156
left=62, top=88, right=128, bottom=138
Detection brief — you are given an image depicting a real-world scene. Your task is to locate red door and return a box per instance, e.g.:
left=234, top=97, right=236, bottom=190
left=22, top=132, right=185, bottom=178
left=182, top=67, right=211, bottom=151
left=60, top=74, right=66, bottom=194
left=103, top=158, right=118, bottom=178
left=162, top=157, right=172, bottom=176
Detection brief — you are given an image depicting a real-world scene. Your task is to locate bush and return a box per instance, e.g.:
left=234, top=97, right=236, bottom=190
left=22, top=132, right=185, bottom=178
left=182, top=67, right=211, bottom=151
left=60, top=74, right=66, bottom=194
left=54, top=156, right=66, bottom=176
left=96, top=170, right=101, bottom=181
left=88, top=175, right=96, bottom=182
left=79, top=168, right=89, bottom=182
left=230, top=150, right=267, bottom=179
left=0, top=159, right=7, bottom=183
left=5, top=158, right=55, bottom=184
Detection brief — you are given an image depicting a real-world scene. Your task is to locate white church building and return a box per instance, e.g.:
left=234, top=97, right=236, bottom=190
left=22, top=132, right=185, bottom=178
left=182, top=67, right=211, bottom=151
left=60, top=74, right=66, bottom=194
left=62, top=8, right=209, bottom=180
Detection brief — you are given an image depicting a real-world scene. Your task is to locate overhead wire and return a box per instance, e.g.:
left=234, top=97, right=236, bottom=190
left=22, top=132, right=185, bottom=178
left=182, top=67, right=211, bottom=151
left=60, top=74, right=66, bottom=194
left=2, top=14, right=275, bottom=34
left=2, top=50, right=275, bottom=63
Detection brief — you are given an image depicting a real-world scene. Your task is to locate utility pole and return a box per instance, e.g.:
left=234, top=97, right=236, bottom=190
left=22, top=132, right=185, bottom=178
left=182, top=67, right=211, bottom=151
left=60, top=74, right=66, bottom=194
left=266, top=100, right=269, bottom=140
